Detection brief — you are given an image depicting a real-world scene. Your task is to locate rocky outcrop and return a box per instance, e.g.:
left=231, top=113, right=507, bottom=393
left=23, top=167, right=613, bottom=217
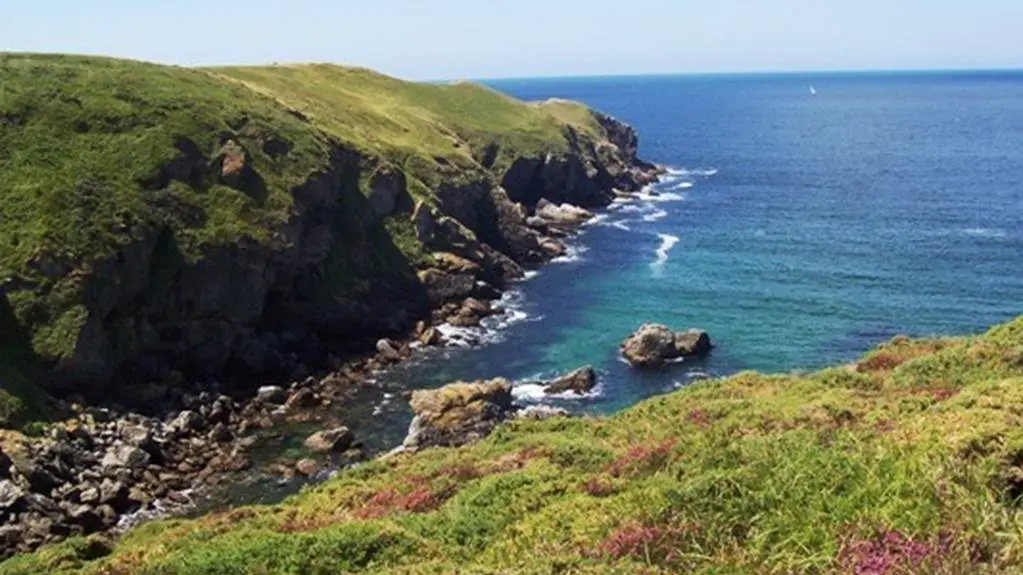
left=543, top=366, right=597, bottom=395
left=621, top=325, right=713, bottom=368
left=403, top=379, right=514, bottom=449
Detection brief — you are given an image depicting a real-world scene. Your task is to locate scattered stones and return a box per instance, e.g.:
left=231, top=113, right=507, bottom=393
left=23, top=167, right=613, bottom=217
left=304, top=427, right=354, bottom=454
left=621, top=324, right=713, bottom=368
left=543, top=366, right=597, bottom=395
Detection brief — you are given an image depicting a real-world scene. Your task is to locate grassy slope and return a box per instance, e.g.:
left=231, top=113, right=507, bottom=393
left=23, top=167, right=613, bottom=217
left=6, top=317, right=1023, bottom=574
left=211, top=65, right=601, bottom=192
left=0, top=54, right=605, bottom=424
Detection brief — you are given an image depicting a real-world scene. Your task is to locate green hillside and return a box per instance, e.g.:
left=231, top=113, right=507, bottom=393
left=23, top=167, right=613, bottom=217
left=0, top=54, right=623, bottom=424
left=6, top=316, right=1023, bottom=574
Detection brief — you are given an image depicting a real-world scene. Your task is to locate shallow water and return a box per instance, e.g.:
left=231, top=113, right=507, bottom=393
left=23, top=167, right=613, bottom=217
left=198, top=72, right=1023, bottom=509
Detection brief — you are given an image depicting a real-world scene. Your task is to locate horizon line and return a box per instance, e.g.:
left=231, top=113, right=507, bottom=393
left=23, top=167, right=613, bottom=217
left=462, top=66, right=1023, bottom=84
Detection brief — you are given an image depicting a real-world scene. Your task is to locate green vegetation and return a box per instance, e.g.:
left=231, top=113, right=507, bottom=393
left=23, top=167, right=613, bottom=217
left=0, top=54, right=610, bottom=415
left=5, top=316, right=1023, bottom=574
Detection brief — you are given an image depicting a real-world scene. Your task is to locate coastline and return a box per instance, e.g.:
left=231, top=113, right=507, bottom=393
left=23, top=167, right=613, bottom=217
left=0, top=151, right=665, bottom=558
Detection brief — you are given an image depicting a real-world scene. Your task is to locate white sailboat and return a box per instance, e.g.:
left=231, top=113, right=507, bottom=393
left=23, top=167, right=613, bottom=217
left=809, top=84, right=817, bottom=96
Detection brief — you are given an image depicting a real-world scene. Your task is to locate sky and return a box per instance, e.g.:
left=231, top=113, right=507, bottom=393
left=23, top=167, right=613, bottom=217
left=2, top=0, right=1022, bottom=80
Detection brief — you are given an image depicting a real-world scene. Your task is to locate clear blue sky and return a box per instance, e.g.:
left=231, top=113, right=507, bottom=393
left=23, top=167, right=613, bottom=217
left=3, top=0, right=1021, bottom=79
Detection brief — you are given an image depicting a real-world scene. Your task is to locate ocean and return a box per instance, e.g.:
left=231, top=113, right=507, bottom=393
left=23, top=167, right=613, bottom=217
left=211, top=72, right=1023, bottom=506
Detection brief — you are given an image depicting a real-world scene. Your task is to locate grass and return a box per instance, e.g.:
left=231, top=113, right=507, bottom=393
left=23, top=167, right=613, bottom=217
left=0, top=54, right=616, bottom=416
left=5, top=315, right=1023, bottom=574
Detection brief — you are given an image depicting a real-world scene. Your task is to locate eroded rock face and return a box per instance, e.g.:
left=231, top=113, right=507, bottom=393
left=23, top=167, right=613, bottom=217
left=404, top=379, right=514, bottom=449
left=621, top=325, right=713, bottom=368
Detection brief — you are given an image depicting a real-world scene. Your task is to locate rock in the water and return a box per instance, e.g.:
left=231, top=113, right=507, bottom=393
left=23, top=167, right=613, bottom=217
left=621, top=324, right=713, bottom=368
left=419, top=327, right=441, bottom=346
left=674, top=329, right=713, bottom=357
left=376, top=338, right=402, bottom=362
left=543, top=366, right=597, bottom=395
left=256, top=386, right=287, bottom=405
left=303, top=427, right=354, bottom=454
left=404, top=379, right=514, bottom=449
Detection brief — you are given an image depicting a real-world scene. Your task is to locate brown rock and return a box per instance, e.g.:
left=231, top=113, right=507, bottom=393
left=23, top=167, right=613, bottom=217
left=295, top=459, right=320, bottom=477
left=303, top=427, right=354, bottom=454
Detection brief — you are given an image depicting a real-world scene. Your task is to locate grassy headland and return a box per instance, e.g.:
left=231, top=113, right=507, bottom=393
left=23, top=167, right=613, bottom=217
left=5, top=316, right=1023, bottom=574
left=0, top=54, right=617, bottom=424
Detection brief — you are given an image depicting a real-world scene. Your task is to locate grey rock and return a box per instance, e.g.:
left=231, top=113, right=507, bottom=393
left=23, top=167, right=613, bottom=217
left=118, top=423, right=151, bottom=447
left=0, top=480, right=25, bottom=511
left=168, top=410, right=202, bottom=435
left=621, top=324, right=713, bottom=368
left=256, top=386, right=287, bottom=405
left=78, top=485, right=100, bottom=505
left=101, top=444, right=150, bottom=470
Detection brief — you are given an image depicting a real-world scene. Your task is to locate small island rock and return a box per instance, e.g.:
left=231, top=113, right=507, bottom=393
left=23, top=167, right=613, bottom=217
left=621, top=324, right=712, bottom=368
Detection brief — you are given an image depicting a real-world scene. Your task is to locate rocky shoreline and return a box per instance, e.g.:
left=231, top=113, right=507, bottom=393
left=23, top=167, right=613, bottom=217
left=0, top=157, right=665, bottom=559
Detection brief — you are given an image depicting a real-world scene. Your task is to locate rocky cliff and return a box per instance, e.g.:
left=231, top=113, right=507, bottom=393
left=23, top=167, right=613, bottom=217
left=0, top=55, right=658, bottom=418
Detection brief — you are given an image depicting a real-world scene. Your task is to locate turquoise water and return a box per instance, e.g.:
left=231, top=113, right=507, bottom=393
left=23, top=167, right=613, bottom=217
left=211, top=72, right=1023, bottom=506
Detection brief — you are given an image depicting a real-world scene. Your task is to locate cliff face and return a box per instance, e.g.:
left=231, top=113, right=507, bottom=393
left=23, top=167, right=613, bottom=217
left=0, top=55, right=657, bottom=406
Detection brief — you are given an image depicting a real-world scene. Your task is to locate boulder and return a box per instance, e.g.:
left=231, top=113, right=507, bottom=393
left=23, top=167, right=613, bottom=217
left=256, top=386, right=287, bottom=405
left=100, top=444, right=150, bottom=471
left=168, top=410, right=203, bottom=435
left=621, top=324, right=713, bottom=368
left=285, top=388, right=319, bottom=411
left=303, top=427, right=354, bottom=454
left=0, top=479, right=25, bottom=512
left=404, top=379, right=514, bottom=449
left=295, top=458, right=320, bottom=477
left=376, top=338, right=402, bottom=362
left=418, top=327, right=441, bottom=347
left=544, top=366, right=597, bottom=395
left=117, top=423, right=151, bottom=448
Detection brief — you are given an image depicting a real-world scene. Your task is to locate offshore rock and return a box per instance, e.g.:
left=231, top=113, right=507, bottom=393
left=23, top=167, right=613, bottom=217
left=621, top=324, right=713, bottom=368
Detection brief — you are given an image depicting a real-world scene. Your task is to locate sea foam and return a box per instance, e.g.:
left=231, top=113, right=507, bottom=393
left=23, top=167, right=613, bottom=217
left=652, top=233, right=680, bottom=267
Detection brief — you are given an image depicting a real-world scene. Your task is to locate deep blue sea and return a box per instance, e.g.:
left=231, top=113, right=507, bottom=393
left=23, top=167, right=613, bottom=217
left=217, top=71, right=1023, bottom=507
